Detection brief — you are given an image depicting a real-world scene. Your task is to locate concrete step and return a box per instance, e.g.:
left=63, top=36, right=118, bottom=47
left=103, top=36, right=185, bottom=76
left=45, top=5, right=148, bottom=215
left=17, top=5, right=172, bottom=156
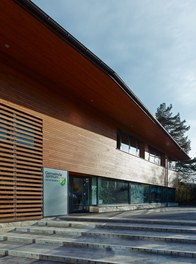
left=1, top=239, right=196, bottom=261
left=96, top=222, right=196, bottom=234
left=11, top=222, right=196, bottom=244
left=59, top=215, right=196, bottom=227
left=0, top=256, right=65, bottom=264
left=39, top=219, right=196, bottom=229
left=1, top=218, right=196, bottom=263
left=12, top=225, right=196, bottom=245
left=1, top=236, right=196, bottom=262
left=1, top=253, right=196, bottom=264
left=2, top=229, right=196, bottom=249
left=14, top=225, right=89, bottom=237
left=2, top=230, right=196, bottom=245
left=2, top=225, right=196, bottom=257
left=0, top=241, right=117, bottom=264
left=38, top=220, right=97, bottom=228
left=39, top=219, right=196, bottom=234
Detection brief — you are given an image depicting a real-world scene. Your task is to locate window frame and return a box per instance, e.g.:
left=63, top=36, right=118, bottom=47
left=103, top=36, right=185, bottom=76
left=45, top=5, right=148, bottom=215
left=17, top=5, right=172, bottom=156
left=117, top=130, right=141, bottom=158
left=147, top=146, right=162, bottom=166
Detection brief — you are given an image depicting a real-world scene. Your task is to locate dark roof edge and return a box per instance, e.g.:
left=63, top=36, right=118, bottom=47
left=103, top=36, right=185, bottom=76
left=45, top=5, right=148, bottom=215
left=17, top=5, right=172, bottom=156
left=14, top=0, right=190, bottom=160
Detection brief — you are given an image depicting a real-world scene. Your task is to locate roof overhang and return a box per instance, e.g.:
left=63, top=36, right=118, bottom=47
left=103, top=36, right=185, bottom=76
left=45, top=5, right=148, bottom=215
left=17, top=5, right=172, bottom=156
left=0, top=0, right=190, bottom=161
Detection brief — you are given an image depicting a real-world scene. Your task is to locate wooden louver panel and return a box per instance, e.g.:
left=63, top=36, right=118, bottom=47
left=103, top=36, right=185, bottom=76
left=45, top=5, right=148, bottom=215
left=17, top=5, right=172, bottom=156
left=0, top=102, right=43, bottom=222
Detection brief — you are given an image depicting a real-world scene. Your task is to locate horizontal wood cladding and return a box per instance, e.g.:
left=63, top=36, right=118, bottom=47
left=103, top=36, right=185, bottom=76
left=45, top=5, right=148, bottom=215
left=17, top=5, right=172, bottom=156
left=0, top=60, right=171, bottom=205
left=0, top=102, right=43, bottom=222
left=44, top=118, right=167, bottom=186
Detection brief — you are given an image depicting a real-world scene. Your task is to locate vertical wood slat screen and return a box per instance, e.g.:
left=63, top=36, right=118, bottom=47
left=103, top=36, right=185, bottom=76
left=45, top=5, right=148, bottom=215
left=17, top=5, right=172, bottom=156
left=0, top=102, right=43, bottom=222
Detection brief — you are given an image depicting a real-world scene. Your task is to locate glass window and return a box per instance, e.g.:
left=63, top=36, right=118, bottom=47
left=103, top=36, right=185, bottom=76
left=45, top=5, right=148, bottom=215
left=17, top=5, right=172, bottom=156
left=131, top=183, right=170, bottom=204
left=147, top=146, right=162, bottom=166
left=120, top=133, right=129, bottom=153
left=149, top=185, right=162, bottom=203
left=98, top=178, right=129, bottom=205
left=129, top=138, right=140, bottom=157
left=117, top=130, right=141, bottom=157
left=69, top=177, right=90, bottom=212
left=96, top=177, right=174, bottom=206
left=130, top=183, right=144, bottom=203
left=130, top=183, right=149, bottom=204
left=168, top=160, right=176, bottom=171
left=91, top=177, right=97, bottom=205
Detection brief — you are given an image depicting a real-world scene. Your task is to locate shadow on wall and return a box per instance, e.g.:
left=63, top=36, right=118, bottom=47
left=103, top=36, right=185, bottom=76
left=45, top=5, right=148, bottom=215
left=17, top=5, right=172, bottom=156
left=143, top=163, right=179, bottom=189
left=143, top=164, right=166, bottom=186
left=168, top=171, right=179, bottom=188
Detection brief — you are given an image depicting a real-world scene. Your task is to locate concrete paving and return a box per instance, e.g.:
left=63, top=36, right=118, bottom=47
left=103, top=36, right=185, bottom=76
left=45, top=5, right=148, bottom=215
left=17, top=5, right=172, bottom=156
left=0, top=206, right=196, bottom=263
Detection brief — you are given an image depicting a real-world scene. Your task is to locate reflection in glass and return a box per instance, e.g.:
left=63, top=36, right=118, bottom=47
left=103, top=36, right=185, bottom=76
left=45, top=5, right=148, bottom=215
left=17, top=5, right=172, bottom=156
left=98, top=178, right=128, bottom=205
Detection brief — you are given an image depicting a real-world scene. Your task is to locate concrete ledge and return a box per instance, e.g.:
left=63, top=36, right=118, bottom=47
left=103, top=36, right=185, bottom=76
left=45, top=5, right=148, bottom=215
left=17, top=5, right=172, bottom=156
left=0, top=220, right=39, bottom=233
left=89, top=203, right=169, bottom=213
left=0, top=217, right=56, bottom=233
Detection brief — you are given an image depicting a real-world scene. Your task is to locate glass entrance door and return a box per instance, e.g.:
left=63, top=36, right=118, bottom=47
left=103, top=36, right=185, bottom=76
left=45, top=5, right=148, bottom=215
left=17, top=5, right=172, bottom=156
left=69, top=176, right=90, bottom=213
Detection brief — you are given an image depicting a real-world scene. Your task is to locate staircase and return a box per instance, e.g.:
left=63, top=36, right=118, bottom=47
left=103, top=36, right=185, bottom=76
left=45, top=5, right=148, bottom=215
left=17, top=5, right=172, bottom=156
left=1, top=216, right=196, bottom=263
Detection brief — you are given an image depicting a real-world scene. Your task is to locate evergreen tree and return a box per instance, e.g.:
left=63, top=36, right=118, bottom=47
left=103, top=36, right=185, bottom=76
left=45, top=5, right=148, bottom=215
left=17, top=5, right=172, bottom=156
left=155, top=103, right=196, bottom=180
left=155, top=103, right=191, bottom=154
left=176, top=158, right=196, bottom=176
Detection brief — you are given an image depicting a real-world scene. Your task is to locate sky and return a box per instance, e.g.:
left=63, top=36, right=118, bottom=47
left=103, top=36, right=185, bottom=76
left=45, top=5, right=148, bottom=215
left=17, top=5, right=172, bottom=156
left=32, top=0, right=196, bottom=158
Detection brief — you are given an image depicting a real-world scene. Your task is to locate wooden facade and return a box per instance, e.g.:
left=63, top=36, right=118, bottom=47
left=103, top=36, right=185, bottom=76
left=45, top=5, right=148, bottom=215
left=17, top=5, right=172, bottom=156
left=0, top=102, right=43, bottom=221
left=0, top=0, right=189, bottom=221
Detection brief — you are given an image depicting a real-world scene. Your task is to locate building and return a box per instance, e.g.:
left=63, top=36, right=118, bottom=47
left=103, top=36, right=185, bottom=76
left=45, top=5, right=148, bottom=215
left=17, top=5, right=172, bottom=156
left=0, top=0, right=189, bottom=222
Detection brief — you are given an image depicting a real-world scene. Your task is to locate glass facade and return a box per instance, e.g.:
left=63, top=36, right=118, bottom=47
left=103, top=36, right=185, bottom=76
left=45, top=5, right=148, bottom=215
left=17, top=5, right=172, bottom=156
left=130, top=183, right=170, bottom=204
left=69, top=175, right=176, bottom=213
left=69, top=176, right=176, bottom=207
